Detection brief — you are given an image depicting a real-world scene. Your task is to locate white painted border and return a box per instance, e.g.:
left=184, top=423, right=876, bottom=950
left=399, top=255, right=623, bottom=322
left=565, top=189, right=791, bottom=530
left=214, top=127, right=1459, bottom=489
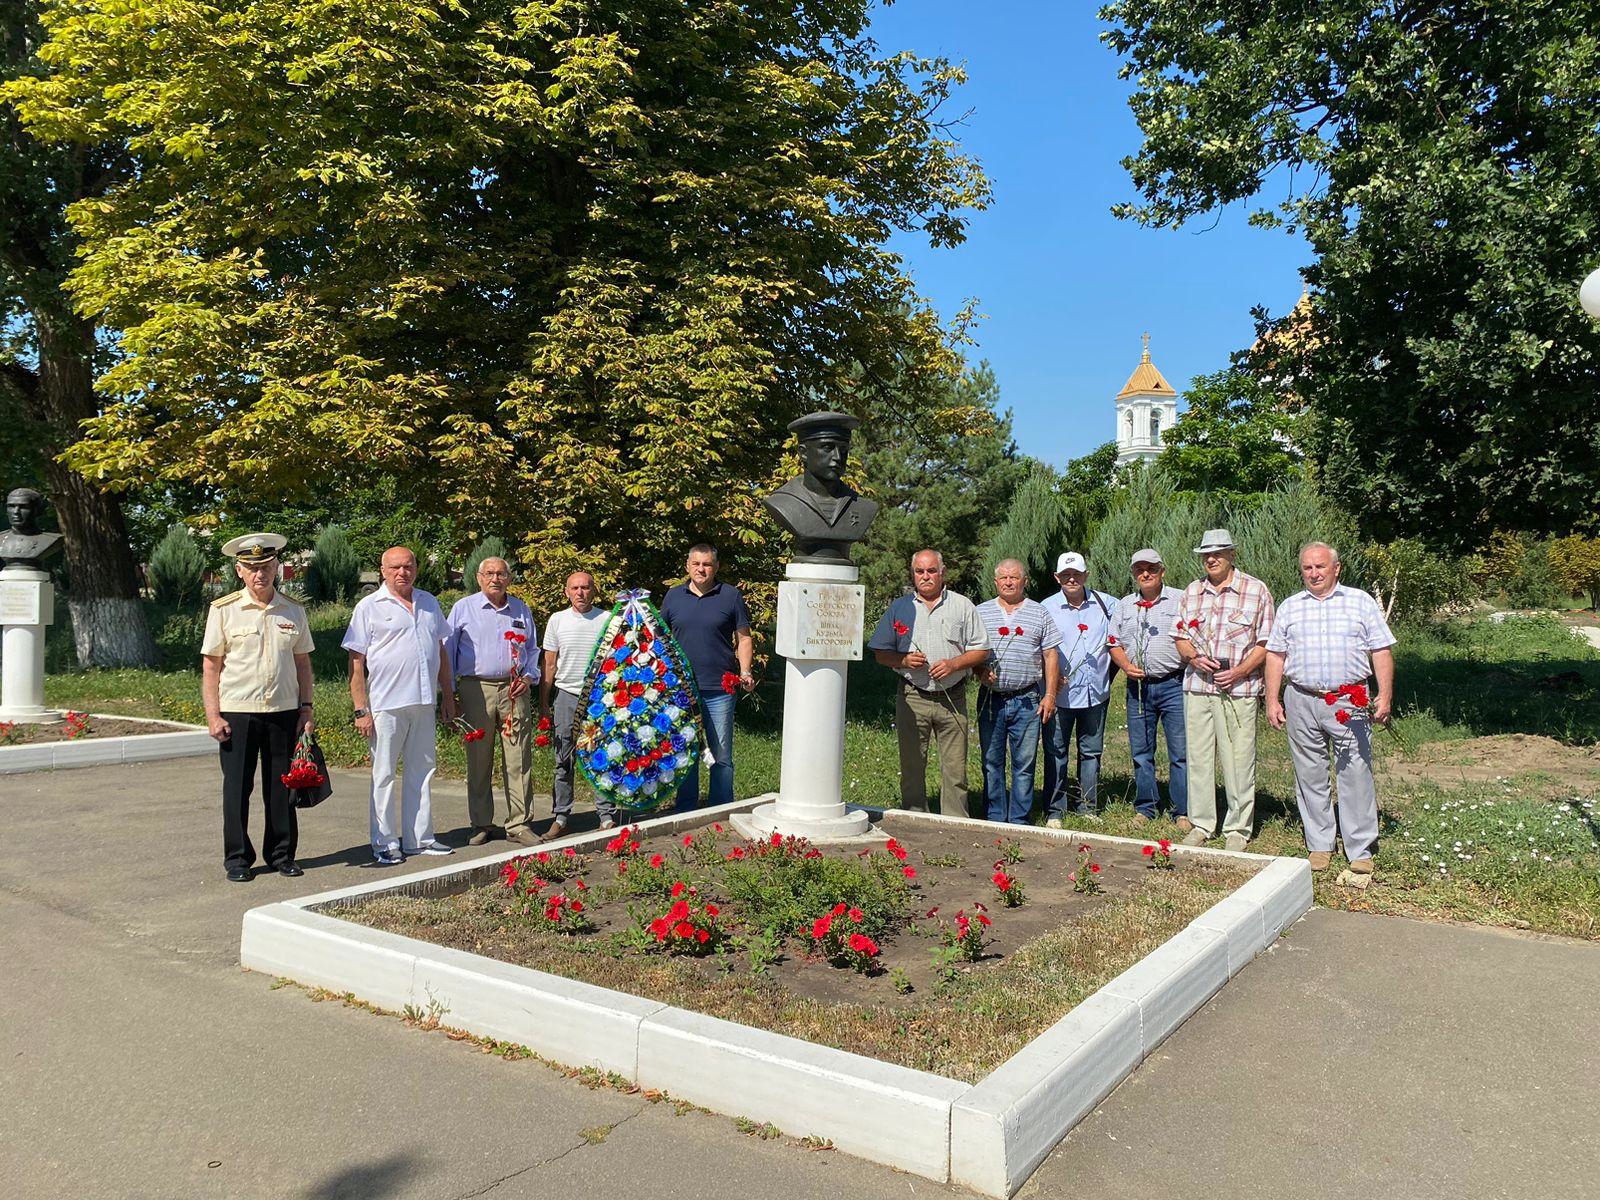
left=0, top=715, right=212, bottom=774
left=241, top=799, right=1312, bottom=1195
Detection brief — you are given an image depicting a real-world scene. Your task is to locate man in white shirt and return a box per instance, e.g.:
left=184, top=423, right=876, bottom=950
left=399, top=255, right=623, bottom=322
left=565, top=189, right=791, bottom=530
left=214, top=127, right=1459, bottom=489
left=1265, top=542, right=1397, bottom=876
left=540, top=571, right=620, bottom=836
left=343, top=546, right=458, bottom=865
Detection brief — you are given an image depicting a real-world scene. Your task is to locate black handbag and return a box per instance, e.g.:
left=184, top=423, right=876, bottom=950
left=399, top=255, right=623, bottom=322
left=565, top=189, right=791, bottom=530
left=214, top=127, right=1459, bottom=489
left=288, top=732, right=335, bottom=809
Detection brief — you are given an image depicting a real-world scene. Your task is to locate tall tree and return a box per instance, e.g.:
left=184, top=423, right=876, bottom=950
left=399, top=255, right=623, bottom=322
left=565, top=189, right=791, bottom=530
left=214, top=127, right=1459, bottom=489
left=0, top=4, right=155, bottom=666
left=7, top=0, right=990, bottom=608
left=1102, top=0, right=1600, bottom=549
left=1158, top=364, right=1306, bottom=498
left=854, top=362, right=1031, bottom=612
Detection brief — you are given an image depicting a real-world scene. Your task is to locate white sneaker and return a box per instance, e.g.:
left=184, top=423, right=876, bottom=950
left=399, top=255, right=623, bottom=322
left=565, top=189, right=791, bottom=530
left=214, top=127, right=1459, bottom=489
left=407, top=842, right=455, bottom=856
left=1044, top=818, right=1064, bottom=830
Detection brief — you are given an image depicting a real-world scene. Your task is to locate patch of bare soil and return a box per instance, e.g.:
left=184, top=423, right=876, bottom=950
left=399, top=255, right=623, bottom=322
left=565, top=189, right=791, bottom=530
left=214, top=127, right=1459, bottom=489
left=342, top=815, right=1256, bottom=1080
left=0, top=716, right=191, bottom=745
left=1382, top=733, right=1600, bottom=792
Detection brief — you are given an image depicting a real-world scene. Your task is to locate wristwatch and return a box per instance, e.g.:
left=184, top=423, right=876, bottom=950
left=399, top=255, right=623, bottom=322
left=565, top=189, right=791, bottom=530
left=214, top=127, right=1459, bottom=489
left=299, top=702, right=314, bottom=710
left=353, top=707, right=370, bottom=719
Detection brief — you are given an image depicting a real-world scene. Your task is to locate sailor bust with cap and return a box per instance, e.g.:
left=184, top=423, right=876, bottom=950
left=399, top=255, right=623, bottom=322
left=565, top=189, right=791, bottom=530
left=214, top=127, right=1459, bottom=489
left=762, top=412, right=879, bottom=565
left=201, top=532, right=316, bottom=882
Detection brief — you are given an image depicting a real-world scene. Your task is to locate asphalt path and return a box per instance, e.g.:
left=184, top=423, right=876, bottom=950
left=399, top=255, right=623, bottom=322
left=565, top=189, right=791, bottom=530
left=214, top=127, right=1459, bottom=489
left=3, top=758, right=1596, bottom=1199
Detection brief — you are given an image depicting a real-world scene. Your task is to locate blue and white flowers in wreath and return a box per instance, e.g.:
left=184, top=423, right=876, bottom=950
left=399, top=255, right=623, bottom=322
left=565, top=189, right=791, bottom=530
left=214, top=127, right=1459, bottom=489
left=573, top=589, right=703, bottom=812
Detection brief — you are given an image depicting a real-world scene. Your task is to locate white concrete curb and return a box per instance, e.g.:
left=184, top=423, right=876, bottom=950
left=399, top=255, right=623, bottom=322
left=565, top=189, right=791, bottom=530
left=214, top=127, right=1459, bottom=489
left=242, top=801, right=1313, bottom=1196
left=0, top=716, right=212, bottom=775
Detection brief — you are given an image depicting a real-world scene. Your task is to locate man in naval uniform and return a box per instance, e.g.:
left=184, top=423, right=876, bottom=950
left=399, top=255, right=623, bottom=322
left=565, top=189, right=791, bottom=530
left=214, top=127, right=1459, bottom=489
left=201, top=532, right=316, bottom=882
left=762, top=412, right=879, bottom=565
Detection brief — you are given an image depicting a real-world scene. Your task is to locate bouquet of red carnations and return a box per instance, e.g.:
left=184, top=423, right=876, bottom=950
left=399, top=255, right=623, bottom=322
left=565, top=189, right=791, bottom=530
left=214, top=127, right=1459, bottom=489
left=282, top=728, right=332, bottom=808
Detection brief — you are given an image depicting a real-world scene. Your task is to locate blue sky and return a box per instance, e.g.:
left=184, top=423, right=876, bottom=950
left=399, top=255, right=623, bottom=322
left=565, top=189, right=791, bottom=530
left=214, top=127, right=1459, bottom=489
left=867, top=1, right=1310, bottom=467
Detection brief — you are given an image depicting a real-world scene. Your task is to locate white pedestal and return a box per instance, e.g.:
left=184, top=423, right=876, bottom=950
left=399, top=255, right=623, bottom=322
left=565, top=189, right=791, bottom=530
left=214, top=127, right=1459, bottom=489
left=732, top=562, right=878, bottom=844
left=0, top=567, right=62, bottom=724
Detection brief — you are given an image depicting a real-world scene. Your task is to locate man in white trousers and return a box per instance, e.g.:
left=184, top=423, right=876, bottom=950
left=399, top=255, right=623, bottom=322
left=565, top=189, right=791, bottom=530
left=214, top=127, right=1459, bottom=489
left=344, top=546, right=458, bottom=865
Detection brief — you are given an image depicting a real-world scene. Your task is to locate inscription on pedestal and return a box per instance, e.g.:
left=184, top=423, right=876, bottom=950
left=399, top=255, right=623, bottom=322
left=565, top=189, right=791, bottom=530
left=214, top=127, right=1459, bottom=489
left=0, top=579, right=49, bottom=626
left=776, top=581, right=864, bottom=660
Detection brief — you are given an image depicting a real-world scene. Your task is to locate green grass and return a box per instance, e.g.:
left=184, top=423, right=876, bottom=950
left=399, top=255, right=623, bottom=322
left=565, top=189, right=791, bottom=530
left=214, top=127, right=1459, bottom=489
left=43, top=606, right=1600, bottom=938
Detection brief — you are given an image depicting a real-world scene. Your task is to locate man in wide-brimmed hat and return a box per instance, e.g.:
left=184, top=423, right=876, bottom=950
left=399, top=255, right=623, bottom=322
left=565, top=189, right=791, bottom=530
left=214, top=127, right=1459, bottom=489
left=1172, top=529, right=1275, bottom=852
left=202, top=532, right=315, bottom=882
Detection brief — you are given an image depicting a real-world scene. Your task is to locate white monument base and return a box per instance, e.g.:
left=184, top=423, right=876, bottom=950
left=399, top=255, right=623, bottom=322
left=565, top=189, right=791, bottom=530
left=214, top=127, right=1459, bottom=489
left=0, top=566, right=63, bottom=725
left=730, top=561, right=876, bottom=844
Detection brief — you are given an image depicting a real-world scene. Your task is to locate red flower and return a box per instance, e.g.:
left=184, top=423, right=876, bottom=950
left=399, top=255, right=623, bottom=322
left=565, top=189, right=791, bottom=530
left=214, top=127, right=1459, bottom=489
left=1089, top=863, right=1101, bottom=874
left=682, top=834, right=695, bottom=847
left=1142, top=845, right=1155, bottom=857
left=1323, top=691, right=1340, bottom=706
left=976, top=913, right=992, bottom=926
left=612, top=634, right=625, bottom=648
left=992, top=870, right=1012, bottom=890
left=725, top=847, right=746, bottom=860
left=668, top=900, right=690, bottom=920
left=1107, top=635, right=1118, bottom=646
left=533, top=733, right=551, bottom=748
left=1188, top=618, right=1201, bottom=629
left=848, top=907, right=863, bottom=922
left=811, top=916, right=833, bottom=939
left=721, top=672, right=740, bottom=694
left=998, top=626, right=1011, bottom=636
left=892, top=620, right=910, bottom=636
left=671, top=881, right=687, bottom=897
left=650, top=918, right=670, bottom=940
left=1077, top=623, right=1088, bottom=633
left=600, top=657, right=617, bottom=673
left=1158, top=839, right=1172, bottom=852
left=648, top=854, right=664, bottom=869
left=848, top=933, right=879, bottom=956
left=1335, top=710, right=1352, bottom=725
left=674, top=922, right=695, bottom=939
left=712, top=823, right=723, bottom=832
left=902, top=866, right=917, bottom=879
left=831, top=902, right=847, bottom=916
left=1346, top=683, right=1370, bottom=707
left=536, top=715, right=553, bottom=732
left=705, top=904, right=719, bottom=917
left=695, top=929, right=710, bottom=944
left=629, top=682, right=646, bottom=698
left=570, top=899, right=584, bottom=913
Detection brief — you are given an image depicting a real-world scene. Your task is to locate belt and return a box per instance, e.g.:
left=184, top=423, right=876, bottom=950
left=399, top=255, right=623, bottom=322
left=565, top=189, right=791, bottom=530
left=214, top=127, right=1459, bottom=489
left=459, top=674, right=513, bottom=683
left=980, top=682, right=1040, bottom=699
left=1133, top=670, right=1182, bottom=684
left=903, top=679, right=964, bottom=698
left=1289, top=679, right=1359, bottom=696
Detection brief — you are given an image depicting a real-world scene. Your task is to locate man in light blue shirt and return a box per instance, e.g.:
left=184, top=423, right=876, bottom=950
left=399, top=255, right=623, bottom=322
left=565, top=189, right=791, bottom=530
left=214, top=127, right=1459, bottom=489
left=447, top=557, right=541, bottom=845
left=1039, top=552, right=1115, bottom=825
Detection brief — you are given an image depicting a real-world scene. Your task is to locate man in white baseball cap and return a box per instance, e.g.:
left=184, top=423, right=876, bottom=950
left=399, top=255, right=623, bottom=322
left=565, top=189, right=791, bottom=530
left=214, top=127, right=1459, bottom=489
left=1039, top=550, right=1115, bottom=826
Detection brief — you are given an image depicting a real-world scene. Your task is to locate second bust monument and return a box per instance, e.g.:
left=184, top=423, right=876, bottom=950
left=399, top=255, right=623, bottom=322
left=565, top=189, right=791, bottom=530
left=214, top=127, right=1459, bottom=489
left=762, top=412, right=878, bottom=565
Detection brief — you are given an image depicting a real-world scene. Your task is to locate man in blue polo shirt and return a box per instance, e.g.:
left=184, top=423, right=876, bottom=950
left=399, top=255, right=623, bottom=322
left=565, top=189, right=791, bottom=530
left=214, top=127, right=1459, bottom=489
left=659, top=544, right=754, bottom=810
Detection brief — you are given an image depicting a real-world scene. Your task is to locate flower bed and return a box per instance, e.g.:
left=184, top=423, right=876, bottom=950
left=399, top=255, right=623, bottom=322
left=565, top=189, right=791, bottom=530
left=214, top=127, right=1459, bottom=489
left=341, top=814, right=1255, bottom=1081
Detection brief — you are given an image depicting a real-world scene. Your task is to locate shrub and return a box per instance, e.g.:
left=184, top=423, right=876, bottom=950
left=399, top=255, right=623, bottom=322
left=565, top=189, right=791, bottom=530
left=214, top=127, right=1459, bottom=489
left=148, top=524, right=206, bottom=607
left=463, top=536, right=510, bottom=587
left=1547, top=535, right=1600, bottom=611
left=1086, top=465, right=1220, bottom=594
left=1226, top=480, right=1363, bottom=604
left=1363, top=539, right=1474, bottom=626
left=1478, top=531, right=1565, bottom=609
left=306, top=525, right=361, bottom=603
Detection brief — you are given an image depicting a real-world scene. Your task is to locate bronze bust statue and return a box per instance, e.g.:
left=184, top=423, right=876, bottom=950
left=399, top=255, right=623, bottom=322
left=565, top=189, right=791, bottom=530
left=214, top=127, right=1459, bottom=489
left=0, top=488, right=65, bottom=570
left=763, top=412, right=878, bottom=565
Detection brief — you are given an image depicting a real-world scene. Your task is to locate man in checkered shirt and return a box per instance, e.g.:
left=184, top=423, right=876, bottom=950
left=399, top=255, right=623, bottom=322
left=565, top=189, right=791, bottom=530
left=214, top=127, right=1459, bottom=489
left=1172, top=529, right=1276, bottom=852
left=1264, top=542, right=1397, bottom=877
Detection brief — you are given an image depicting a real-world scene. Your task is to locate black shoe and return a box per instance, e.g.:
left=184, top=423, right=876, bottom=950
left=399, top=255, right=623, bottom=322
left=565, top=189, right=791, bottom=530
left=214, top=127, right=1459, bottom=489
left=276, top=861, right=304, bottom=878
left=227, top=866, right=253, bottom=882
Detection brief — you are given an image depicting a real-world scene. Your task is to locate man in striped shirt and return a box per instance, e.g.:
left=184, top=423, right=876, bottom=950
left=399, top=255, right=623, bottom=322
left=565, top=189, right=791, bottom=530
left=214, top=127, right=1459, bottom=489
left=1264, top=542, right=1397, bottom=876
left=1173, top=529, right=1275, bottom=852
left=975, top=559, right=1061, bottom=824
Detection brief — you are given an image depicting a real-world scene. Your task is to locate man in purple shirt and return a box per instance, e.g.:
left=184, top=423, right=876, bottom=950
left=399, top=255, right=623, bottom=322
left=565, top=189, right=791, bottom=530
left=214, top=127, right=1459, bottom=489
left=446, top=557, right=541, bottom=844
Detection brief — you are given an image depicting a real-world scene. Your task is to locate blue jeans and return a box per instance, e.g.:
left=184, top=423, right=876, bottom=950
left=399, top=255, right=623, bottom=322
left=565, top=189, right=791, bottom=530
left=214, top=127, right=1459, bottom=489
left=977, top=686, right=1042, bottom=824
left=1043, top=699, right=1108, bottom=818
left=675, top=688, right=735, bottom=810
left=1127, top=674, right=1188, bottom=817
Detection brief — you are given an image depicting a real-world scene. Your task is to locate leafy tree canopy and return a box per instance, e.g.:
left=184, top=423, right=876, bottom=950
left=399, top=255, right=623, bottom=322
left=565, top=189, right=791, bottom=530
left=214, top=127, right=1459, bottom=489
left=7, top=0, right=990, bottom=605
left=1158, top=364, right=1305, bottom=498
left=1101, top=0, right=1600, bottom=549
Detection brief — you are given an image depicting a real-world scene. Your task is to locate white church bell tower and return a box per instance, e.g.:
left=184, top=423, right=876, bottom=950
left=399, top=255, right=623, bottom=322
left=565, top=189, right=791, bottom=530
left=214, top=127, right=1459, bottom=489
left=1114, top=333, right=1179, bottom=467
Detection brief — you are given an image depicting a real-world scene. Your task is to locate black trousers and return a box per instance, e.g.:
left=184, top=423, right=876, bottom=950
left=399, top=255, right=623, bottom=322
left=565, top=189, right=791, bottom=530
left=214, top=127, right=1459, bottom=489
left=220, top=709, right=300, bottom=870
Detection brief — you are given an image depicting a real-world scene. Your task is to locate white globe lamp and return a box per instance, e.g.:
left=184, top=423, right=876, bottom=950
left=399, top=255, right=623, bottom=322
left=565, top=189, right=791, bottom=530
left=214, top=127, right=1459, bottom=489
left=1581, top=267, right=1600, bottom=320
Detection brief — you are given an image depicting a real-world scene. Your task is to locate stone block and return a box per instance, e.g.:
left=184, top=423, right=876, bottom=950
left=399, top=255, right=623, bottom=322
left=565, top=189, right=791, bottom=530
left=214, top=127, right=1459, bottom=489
left=1100, top=925, right=1229, bottom=1048
left=637, top=1005, right=967, bottom=1181
left=0, top=744, right=54, bottom=774
left=1234, top=856, right=1314, bottom=938
left=1190, top=892, right=1271, bottom=976
left=411, top=947, right=663, bottom=1078
left=949, top=993, right=1141, bottom=1197
left=241, top=904, right=417, bottom=1013
left=52, top=737, right=122, bottom=768
left=119, top=730, right=215, bottom=763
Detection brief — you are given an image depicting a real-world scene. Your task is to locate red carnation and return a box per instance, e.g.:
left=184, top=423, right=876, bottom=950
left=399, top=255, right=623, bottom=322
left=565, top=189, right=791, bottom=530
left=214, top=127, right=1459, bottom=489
left=1077, top=623, right=1088, bottom=633
left=721, top=671, right=740, bottom=694
left=1142, top=845, right=1155, bottom=857
left=892, top=620, right=910, bottom=636
left=998, top=626, right=1011, bottom=636
left=1107, top=635, right=1118, bottom=646
left=1336, top=710, right=1352, bottom=725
